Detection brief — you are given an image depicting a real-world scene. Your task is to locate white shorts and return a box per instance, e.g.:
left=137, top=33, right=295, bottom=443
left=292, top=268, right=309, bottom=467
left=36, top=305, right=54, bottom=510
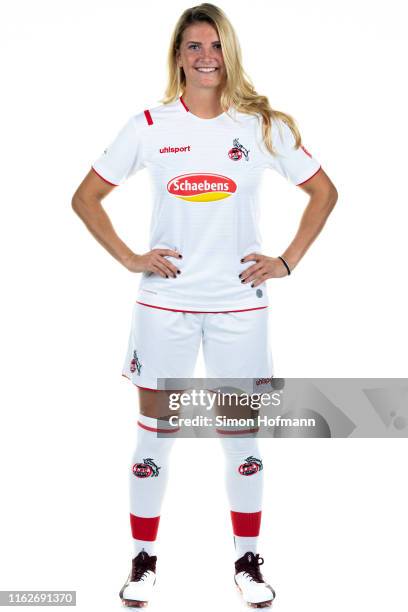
left=121, top=303, right=274, bottom=391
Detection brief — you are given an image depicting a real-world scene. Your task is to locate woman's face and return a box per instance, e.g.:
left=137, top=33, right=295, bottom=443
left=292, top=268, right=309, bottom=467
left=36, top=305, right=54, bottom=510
left=176, top=22, right=226, bottom=90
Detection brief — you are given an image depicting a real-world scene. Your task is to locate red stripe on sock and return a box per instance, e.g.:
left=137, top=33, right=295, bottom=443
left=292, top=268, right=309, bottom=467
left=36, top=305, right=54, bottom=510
left=130, top=514, right=160, bottom=541
left=230, top=511, right=262, bottom=537
left=216, top=427, right=259, bottom=435
left=137, top=420, right=180, bottom=434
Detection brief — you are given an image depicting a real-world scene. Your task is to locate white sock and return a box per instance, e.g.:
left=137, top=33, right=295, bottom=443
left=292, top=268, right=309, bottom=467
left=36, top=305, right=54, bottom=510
left=218, top=433, right=264, bottom=561
left=233, top=535, right=258, bottom=560
left=129, top=414, right=178, bottom=558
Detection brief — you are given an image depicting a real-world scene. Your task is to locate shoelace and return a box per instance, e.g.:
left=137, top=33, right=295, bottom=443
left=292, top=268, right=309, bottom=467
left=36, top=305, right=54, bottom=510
left=131, top=554, right=156, bottom=582
left=237, top=553, right=265, bottom=583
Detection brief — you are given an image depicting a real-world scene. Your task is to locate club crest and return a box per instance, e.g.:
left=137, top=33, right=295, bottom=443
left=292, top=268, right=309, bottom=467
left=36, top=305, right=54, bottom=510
left=228, top=138, right=250, bottom=162
left=238, top=455, right=263, bottom=476
left=132, top=458, right=161, bottom=478
left=130, top=350, right=142, bottom=375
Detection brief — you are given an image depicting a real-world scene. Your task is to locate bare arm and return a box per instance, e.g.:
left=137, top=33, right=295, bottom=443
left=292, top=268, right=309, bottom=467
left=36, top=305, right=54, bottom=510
left=280, top=167, right=338, bottom=270
left=240, top=168, right=338, bottom=286
left=71, top=169, right=182, bottom=278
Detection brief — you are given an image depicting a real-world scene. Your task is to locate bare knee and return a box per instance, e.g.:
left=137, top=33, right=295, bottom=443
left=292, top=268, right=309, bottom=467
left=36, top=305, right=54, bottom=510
left=138, top=388, right=185, bottom=419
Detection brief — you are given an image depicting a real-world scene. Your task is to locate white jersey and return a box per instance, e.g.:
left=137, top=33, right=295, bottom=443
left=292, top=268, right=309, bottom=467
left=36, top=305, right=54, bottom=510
left=92, top=97, right=321, bottom=312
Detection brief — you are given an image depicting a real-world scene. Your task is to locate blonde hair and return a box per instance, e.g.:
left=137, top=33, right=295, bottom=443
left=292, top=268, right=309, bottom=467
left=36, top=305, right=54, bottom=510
left=161, top=2, right=303, bottom=156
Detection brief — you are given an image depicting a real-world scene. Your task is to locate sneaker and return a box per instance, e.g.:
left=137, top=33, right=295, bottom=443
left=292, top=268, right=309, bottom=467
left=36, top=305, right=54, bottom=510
left=119, top=550, right=157, bottom=607
left=234, top=552, right=276, bottom=608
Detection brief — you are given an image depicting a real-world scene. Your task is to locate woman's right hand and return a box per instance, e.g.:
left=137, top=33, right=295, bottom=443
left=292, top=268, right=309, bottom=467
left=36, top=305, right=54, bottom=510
left=123, top=249, right=182, bottom=278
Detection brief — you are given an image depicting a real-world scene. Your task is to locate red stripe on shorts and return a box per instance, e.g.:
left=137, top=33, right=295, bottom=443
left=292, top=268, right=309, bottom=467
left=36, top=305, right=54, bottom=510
left=136, top=301, right=268, bottom=314
left=122, top=374, right=160, bottom=392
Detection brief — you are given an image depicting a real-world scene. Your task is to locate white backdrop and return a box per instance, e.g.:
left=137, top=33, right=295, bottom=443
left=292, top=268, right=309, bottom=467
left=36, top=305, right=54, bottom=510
left=1, top=1, right=407, bottom=611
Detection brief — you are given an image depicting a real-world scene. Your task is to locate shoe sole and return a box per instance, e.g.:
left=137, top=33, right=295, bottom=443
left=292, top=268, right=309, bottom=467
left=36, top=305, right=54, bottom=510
left=119, top=588, right=149, bottom=609
left=120, top=598, right=148, bottom=608
left=234, top=578, right=275, bottom=608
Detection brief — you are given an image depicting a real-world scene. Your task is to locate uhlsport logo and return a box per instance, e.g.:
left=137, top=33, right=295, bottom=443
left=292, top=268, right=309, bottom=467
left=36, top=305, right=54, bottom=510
left=133, top=458, right=161, bottom=478
left=160, top=145, right=191, bottom=154
left=167, top=173, right=237, bottom=202
left=238, top=455, right=263, bottom=476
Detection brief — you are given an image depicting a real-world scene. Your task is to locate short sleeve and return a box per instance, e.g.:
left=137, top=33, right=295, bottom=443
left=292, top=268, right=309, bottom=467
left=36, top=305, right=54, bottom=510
left=268, top=118, right=321, bottom=186
left=91, top=115, right=145, bottom=186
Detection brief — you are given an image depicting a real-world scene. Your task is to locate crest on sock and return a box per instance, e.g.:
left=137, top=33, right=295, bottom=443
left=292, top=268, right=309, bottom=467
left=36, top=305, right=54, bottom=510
left=238, top=456, right=263, bottom=476
left=133, top=458, right=161, bottom=478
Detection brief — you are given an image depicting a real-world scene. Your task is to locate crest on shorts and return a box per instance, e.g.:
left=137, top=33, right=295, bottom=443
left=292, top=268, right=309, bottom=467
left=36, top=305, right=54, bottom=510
left=133, top=458, right=161, bottom=478
left=130, top=350, right=142, bottom=375
left=238, top=456, right=263, bottom=476
left=228, top=138, right=250, bottom=162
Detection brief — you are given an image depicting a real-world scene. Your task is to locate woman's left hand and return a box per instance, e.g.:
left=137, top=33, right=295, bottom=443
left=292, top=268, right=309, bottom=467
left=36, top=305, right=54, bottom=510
left=239, top=253, right=289, bottom=287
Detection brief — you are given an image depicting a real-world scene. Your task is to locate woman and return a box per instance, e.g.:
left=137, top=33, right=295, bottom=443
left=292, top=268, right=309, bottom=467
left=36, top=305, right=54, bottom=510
left=72, top=3, right=337, bottom=608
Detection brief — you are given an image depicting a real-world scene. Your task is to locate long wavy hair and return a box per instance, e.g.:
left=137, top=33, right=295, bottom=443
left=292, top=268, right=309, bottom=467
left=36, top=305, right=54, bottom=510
left=161, top=3, right=302, bottom=156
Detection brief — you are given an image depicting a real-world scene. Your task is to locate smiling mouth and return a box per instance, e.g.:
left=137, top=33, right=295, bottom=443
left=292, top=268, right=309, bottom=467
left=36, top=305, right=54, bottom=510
left=195, top=67, right=218, bottom=73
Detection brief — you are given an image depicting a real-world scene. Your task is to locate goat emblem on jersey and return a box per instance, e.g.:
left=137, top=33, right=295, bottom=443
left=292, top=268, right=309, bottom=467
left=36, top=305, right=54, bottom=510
left=239, top=456, right=263, bottom=476
left=228, top=138, right=250, bottom=161
left=133, top=458, right=161, bottom=478
left=130, top=350, right=142, bottom=375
